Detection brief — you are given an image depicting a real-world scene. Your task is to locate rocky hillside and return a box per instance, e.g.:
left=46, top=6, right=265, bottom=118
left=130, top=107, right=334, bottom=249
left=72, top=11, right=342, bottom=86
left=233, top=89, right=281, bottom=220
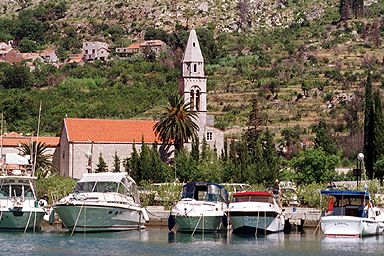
left=1, top=0, right=341, bottom=37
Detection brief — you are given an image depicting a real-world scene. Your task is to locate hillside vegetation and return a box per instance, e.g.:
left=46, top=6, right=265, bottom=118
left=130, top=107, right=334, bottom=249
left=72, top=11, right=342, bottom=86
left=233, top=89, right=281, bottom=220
left=0, top=0, right=383, bottom=162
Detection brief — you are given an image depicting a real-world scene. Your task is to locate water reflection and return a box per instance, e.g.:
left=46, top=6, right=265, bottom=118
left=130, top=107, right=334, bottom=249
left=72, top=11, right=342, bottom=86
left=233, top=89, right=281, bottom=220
left=2, top=226, right=384, bottom=256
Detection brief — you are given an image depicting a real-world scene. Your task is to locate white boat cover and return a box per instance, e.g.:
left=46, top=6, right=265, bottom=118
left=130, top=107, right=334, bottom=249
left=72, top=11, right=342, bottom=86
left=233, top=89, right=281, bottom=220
left=4, top=153, right=29, bottom=165
left=79, top=172, right=134, bottom=183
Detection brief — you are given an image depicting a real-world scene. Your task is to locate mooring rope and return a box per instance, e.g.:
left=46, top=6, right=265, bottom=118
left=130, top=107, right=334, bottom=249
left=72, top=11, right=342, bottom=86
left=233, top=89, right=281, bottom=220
left=191, top=214, right=203, bottom=237
left=24, top=211, right=33, bottom=233
left=71, top=203, right=85, bottom=236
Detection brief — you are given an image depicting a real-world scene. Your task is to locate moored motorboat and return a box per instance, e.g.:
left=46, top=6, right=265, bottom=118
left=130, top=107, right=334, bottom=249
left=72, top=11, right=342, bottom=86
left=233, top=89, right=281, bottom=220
left=227, top=191, right=285, bottom=234
left=320, top=190, right=384, bottom=237
left=0, top=174, right=45, bottom=231
left=168, top=182, right=228, bottom=233
left=53, top=172, right=149, bottom=233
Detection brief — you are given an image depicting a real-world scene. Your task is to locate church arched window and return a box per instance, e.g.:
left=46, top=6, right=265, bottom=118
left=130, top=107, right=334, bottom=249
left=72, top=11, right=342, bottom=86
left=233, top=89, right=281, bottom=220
left=193, top=64, right=197, bottom=73
left=195, top=90, right=200, bottom=111
left=190, top=90, right=195, bottom=110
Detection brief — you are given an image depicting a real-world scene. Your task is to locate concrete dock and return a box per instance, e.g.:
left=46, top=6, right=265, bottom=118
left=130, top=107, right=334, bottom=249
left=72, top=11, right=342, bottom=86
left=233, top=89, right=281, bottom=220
left=145, top=206, right=322, bottom=228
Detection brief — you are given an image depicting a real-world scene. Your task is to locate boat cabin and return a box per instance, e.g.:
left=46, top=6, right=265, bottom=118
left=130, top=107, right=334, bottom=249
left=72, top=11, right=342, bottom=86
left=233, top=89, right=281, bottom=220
left=320, top=190, right=371, bottom=217
left=232, top=191, right=274, bottom=204
left=74, top=172, right=140, bottom=203
left=0, top=176, right=37, bottom=200
left=181, top=182, right=228, bottom=203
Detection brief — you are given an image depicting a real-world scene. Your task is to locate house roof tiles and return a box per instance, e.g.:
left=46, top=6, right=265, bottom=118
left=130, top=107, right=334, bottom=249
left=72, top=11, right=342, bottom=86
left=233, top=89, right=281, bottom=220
left=0, top=135, right=59, bottom=147
left=64, top=118, right=161, bottom=143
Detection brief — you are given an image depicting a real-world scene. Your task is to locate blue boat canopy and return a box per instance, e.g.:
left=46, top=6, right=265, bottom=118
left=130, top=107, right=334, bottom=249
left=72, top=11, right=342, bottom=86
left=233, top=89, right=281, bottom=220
left=320, top=190, right=369, bottom=199
left=181, top=182, right=228, bottom=203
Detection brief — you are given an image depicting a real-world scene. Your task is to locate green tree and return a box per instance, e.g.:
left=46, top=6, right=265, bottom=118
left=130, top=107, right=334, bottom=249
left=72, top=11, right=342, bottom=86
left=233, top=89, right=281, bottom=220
left=364, top=72, right=375, bottom=179
left=374, top=157, right=384, bottom=182
left=374, top=89, right=384, bottom=179
left=124, top=143, right=140, bottom=181
left=175, top=149, right=197, bottom=182
left=96, top=153, right=108, bottom=172
left=112, top=151, right=120, bottom=172
left=281, top=126, right=301, bottom=157
left=154, top=93, right=198, bottom=152
left=291, top=147, right=339, bottom=184
left=19, top=141, right=53, bottom=178
left=260, top=130, right=281, bottom=182
left=15, top=9, right=45, bottom=42
left=19, top=39, right=37, bottom=52
left=1, top=63, right=33, bottom=89
left=313, top=120, right=337, bottom=155
left=196, top=27, right=220, bottom=63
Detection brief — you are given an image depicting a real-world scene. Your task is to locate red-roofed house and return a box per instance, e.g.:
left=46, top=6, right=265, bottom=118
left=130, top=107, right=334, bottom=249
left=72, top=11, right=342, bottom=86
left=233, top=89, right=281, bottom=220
left=59, top=118, right=171, bottom=178
left=0, top=132, right=60, bottom=169
left=115, top=40, right=167, bottom=57
left=65, top=54, right=85, bottom=65
left=0, top=48, right=23, bottom=64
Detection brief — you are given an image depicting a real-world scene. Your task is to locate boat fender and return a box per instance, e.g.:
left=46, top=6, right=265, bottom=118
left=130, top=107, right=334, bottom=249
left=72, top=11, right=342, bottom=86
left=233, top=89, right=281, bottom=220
left=168, top=215, right=176, bottom=231
left=142, top=209, right=149, bottom=222
left=39, top=199, right=48, bottom=208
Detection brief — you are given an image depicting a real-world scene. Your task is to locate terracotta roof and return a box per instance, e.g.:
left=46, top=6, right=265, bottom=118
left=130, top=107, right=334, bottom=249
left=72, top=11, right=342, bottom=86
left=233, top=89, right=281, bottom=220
left=127, top=43, right=140, bottom=49
left=64, top=118, right=161, bottom=143
left=0, top=136, right=60, bottom=147
left=66, top=54, right=84, bottom=64
left=140, top=40, right=166, bottom=47
left=21, top=52, right=41, bottom=60
left=3, top=132, right=22, bottom=137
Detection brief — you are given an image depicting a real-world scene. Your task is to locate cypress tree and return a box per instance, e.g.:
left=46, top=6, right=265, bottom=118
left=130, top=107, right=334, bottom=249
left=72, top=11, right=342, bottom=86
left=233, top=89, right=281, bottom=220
left=364, top=72, right=375, bottom=179
left=96, top=153, right=108, bottom=173
left=314, top=120, right=337, bottom=155
left=112, top=151, right=120, bottom=172
left=374, top=90, right=384, bottom=179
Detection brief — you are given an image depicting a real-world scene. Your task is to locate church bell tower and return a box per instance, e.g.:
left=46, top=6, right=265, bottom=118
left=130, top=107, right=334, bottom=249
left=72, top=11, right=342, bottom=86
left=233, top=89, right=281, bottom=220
left=180, top=29, right=207, bottom=142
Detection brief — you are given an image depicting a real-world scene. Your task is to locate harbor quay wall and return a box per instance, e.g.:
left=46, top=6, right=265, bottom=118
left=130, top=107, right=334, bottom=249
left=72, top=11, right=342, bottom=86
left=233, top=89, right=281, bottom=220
left=144, top=206, right=322, bottom=228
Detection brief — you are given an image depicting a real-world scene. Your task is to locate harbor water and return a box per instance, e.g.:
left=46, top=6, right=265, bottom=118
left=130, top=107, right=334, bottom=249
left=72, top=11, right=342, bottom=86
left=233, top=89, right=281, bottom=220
left=2, top=226, right=384, bottom=256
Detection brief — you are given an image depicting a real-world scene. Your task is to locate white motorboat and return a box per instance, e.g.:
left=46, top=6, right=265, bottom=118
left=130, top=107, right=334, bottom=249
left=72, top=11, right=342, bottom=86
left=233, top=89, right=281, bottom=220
left=227, top=191, right=285, bottom=234
left=0, top=174, right=45, bottom=231
left=54, top=172, right=149, bottom=232
left=320, top=190, right=384, bottom=237
left=168, top=182, right=228, bottom=233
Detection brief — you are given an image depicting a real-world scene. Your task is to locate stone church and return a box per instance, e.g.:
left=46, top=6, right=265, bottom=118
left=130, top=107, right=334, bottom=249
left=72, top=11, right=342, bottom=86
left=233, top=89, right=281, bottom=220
left=180, top=29, right=224, bottom=154
left=57, top=29, right=224, bottom=178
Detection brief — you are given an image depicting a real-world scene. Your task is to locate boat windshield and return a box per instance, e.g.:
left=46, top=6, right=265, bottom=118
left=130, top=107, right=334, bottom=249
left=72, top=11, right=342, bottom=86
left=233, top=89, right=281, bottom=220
left=0, top=184, right=34, bottom=198
left=234, top=195, right=273, bottom=203
left=74, top=181, right=118, bottom=193
left=182, top=183, right=227, bottom=203
left=0, top=184, right=9, bottom=198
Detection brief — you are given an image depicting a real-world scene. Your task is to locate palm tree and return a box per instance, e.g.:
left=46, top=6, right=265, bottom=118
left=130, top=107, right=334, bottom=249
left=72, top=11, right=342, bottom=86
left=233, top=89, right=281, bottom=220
left=19, top=141, right=54, bottom=178
left=154, top=93, right=199, bottom=152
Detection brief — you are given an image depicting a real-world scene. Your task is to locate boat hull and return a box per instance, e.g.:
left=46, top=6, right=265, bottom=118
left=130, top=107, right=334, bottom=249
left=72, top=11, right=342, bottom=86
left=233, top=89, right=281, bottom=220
left=174, top=215, right=224, bottom=233
left=229, top=212, right=284, bottom=234
left=54, top=204, right=147, bottom=232
left=0, top=208, right=45, bottom=231
left=321, top=216, right=384, bottom=237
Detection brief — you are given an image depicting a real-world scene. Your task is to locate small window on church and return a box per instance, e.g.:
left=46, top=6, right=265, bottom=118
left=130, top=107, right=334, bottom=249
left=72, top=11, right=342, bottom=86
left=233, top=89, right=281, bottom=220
left=193, top=64, right=197, bottom=73
left=206, top=132, right=213, bottom=141
left=196, top=90, right=200, bottom=111
left=193, top=42, right=196, bottom=47
left=190, top=90, right=195, bottom=110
